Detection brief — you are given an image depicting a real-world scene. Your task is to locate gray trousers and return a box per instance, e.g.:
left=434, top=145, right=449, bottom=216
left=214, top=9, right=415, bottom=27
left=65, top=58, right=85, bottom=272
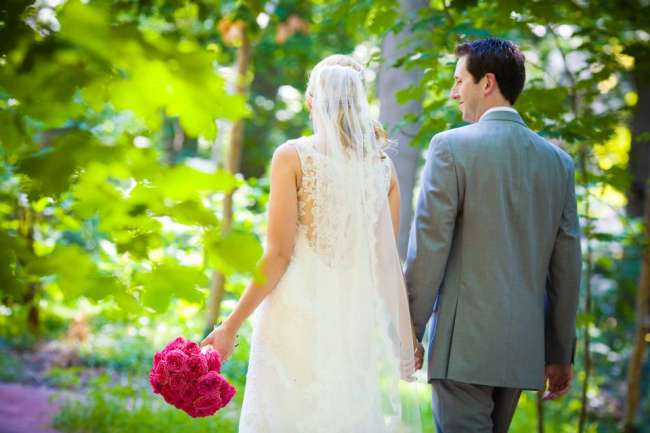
left=431, top=380, right=522, bottom=433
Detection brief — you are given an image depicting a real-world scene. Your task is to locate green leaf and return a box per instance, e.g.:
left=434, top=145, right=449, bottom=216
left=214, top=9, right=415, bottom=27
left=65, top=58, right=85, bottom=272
left=205, top=230, right=263, bottom=275
left=155, top=165, right=238, bottom=200
left=138, top=262, right=208, bottom=312
left=141, top=284, right=173, bottom=313
left=167, top=200, right=218, bottom=227
left=85, top=274, right=121, bottom=301
left=57, top=0, right=248, bottom=138
left=43, top=244, right=115, bottom=301
left=0, top=231, right=26, bottom=298
left=16, top=130, right=119, bottom=198
left=113, top=292, right=141, bottom=314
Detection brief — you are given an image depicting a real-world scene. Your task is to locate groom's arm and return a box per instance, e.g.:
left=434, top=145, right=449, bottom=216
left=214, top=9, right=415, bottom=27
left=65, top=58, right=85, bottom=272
left=404, top=134, right=460, bottom=342
left=546, top=159, right=581, bottom=365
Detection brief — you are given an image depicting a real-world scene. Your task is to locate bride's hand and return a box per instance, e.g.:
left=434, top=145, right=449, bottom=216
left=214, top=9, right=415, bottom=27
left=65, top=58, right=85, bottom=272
left=200, top=324, right=237, bottom=362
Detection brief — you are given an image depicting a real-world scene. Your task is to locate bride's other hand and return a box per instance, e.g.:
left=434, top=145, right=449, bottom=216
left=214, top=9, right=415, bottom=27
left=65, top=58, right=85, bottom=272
left=200, top=324, right=237, bottom=362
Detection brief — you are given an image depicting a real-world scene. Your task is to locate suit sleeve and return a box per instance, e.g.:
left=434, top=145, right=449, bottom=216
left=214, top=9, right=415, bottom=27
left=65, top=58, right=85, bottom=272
left=545, top=160, right=581, bottom=365
left=404, top=134, right=460, bottom=342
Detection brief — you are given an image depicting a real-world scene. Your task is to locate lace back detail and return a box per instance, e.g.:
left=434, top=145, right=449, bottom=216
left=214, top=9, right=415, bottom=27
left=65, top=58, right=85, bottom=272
left=292, top=139, right=319, bottom=244
left=291, top=137, right=392, bottom=266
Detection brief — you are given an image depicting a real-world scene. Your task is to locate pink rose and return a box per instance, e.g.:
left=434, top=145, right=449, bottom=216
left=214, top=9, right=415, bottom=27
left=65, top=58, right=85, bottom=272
left=194, top=393, right=222, bottom=411
left=169, top=373, right=189, bottom=393
left=179, top=386, right=196, bottom=406
left=164, top=349, right=189, bottom=372
left=149, top=372, right=163, bottom=394
left=187, top=354, right=208, bottom=377
left=182, top=340, right=201, bottom=355
left=153, top=351, right=164, bottom=368
left=150, top=336, right=236, bottom=417
left=206, top=350, right=222, bottom=372
left=196, top=371, right=221, bottom=395
left=165, top=337, right=186, bottom=351
left=161, top=385, right=181, bottom=407
left=218, top=379, right=236, bottom=404
left=153, top=362, right=170, bottom=385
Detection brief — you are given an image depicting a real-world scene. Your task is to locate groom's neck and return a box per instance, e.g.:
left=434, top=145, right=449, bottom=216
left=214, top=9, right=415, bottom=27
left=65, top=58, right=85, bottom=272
left=475, top=97, right=513, bottom=122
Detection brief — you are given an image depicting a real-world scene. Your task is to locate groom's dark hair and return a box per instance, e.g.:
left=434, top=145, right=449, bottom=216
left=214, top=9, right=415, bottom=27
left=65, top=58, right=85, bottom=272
left=455, top=38, right=526, bottom=105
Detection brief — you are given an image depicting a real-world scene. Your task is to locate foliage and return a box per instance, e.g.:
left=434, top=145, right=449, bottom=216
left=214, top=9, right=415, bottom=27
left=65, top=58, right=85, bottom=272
left=0, top=0, right=262, bottom=334
left=0, top=0, right=648, bottom=432
left=52, top=373, right=238, bottom=433
left=45, top=366, right=82, bottom=389
left=0, top=347, right=26, bottom=382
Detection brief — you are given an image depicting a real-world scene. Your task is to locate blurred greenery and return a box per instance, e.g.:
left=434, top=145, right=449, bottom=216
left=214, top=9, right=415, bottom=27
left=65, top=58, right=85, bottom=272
left=0, top=347, right=26, bottom=381
left=0, top=0, right=649, bottom=433
left=52, top=373, right=239, bottom=433
left=45, top=366, right=82, bottom=389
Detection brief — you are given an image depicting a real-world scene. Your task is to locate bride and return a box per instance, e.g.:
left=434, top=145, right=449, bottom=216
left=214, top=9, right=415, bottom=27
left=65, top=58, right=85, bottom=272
left=201, top=54, right=423, bottom=433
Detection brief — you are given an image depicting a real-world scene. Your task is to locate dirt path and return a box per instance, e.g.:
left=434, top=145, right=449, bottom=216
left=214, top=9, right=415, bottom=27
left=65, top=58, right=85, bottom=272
left=0, top=382, right=63, bottom=433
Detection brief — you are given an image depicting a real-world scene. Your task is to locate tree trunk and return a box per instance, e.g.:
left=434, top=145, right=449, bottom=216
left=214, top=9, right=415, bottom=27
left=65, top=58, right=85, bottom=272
left=623, top=192, right=650, bottom=433
left=622, top=48, right=650, bottom=432
left=17, top=200, right=40, bottom=337
left=577, top=149, right=593, bottom=433
left=165, top=117, right=185, bottom=165
left=627, top=52, right=650, bottom=217
left=377, top=0, right=426, bottom=260
left=206, top=30, right=252, bottom=333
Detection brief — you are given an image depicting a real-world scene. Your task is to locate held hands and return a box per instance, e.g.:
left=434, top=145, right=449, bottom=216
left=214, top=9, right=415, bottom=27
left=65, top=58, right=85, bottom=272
left=200, top=323, right=237, bottom=363
left=414, top=342, right=425, bottom=370
left=411, top=326, right=425, bottom=370
left=542, top=364, right=573, bottom=401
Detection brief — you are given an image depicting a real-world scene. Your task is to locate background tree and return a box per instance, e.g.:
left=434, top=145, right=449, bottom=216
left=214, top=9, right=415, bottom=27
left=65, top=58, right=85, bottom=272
left=377, top=0, right=427, bottom=258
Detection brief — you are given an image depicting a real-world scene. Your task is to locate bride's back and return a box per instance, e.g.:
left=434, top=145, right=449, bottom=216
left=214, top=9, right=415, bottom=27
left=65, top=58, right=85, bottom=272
left=288, top=135, right=392, bottom=267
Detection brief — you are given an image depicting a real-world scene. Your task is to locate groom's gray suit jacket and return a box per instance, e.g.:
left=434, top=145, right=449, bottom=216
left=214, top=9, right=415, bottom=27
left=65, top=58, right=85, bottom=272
left=404, top=110, right=581, bottom=390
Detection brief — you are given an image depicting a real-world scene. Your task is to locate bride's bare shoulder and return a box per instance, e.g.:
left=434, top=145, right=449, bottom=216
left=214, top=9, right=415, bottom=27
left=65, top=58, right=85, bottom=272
left=276, top=136, right=316, bottom=162
left=271, top=138, right=310, bottom=180
left=283, top=135, right=316, bottom=151
left=272, top=141, right=299, bottom=167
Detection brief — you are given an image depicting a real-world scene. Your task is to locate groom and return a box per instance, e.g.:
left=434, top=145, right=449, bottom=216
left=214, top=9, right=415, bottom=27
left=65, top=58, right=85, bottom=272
left=405, top=38, right=581, bottom=433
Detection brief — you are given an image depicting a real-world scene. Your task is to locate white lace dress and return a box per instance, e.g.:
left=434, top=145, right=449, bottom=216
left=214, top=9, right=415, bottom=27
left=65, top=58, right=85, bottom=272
left=237, top=136, right=417, bottom=433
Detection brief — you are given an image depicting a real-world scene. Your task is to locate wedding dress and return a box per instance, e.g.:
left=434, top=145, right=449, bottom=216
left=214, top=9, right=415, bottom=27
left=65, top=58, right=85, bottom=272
left=237, top=137, right=421, bottom=433
left=238, top=58, right=421, bottom=433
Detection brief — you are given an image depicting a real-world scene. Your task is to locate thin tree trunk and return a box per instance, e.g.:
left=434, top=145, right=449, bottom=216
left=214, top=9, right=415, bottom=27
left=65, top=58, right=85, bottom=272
left=206, top=30, right=252, bottom=332
left=622, top=51, right=650, bottom=432
left=166, top=117, right=185, bottom=165
left=627, top=61, right=650, bottom=218
left=623, top=191, right=650, bottom=433
left=17, top=199, right=39, bottom=337
left=577, top=149, right=593, bottom=433
left=377, top=0, right=425, bottom=260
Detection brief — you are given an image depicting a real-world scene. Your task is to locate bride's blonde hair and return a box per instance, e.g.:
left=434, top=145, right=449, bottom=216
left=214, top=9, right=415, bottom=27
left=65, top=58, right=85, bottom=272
left=306, top=54, right=389, bottom=155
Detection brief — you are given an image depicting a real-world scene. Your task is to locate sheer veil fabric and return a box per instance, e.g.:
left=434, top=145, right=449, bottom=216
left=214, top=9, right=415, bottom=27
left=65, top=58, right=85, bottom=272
left=238, top=55, right=422, bottom=433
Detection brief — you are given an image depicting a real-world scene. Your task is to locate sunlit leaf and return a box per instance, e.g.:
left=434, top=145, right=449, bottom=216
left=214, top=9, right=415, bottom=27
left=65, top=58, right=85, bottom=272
left=205, top=230, right=263, bottom=275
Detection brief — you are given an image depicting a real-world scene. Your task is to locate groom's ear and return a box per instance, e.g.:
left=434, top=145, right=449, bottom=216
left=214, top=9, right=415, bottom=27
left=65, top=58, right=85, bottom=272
left=483, top=72, right=499, bottom=96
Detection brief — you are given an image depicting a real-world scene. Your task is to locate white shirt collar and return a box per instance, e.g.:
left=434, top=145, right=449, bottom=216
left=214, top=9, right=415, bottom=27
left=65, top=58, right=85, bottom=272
left=479, top=106, right=518, bottom=121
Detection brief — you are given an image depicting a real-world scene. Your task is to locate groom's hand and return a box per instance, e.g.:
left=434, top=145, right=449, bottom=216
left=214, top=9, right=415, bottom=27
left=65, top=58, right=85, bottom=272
left=542, top=364, right=573, bottom=400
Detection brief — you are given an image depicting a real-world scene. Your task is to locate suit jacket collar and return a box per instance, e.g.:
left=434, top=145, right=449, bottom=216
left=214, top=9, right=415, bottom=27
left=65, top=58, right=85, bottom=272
left=479, top=109, right=526, bottom=127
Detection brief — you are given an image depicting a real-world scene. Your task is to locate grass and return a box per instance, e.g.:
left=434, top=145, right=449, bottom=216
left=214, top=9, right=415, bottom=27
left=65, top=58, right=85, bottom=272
left=52, top=373, right=239, bottom=433
left=0, top=348, right=26, bottom=382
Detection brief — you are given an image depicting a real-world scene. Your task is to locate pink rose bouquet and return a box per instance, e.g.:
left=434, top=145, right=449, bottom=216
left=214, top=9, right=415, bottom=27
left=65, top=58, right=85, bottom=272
left=149, top=336, right=236, bottom=417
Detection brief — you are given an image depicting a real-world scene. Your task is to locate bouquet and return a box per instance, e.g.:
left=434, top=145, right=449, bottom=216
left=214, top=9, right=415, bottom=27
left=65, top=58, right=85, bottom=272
left=149, top=336, right=236, bottom=417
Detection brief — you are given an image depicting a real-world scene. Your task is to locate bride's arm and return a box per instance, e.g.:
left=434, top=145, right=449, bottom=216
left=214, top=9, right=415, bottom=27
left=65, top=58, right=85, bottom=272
left=201, top=143, right=299, bottom=359
left=388, top=157, right=424, bottom=368
left=387, top=159, right=401, bottom=242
